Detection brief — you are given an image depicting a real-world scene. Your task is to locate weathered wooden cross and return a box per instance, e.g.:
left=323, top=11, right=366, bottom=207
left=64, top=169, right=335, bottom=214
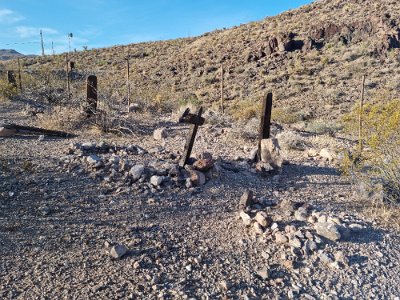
left=86, top=75, right=98, bottom=116
left=179, top=107, right=205, bottom=167
left=257, top=92, right=273, bottom=161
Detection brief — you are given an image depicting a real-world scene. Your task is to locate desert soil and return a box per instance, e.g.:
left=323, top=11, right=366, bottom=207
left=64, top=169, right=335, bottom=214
left=1, top=101, right=399, bottom=300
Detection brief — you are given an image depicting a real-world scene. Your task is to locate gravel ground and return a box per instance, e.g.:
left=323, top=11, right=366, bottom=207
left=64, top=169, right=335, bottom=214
left=1, top=101, right=399, bottom=300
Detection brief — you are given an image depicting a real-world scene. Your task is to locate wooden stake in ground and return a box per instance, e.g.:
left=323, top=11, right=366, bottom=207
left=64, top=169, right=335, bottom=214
left=7, top=71, right=17, bottom=89
left=358, top=75, right=366, bottom=154
left=65, top=54, right=70, bottom=100
left=17, top=58, right=22, bottom=93
left=258, top=92, right=273, bottom=161
left=86, top=75, right=98, bottom=116
left=126, top=56, right=131, bottom=112
left=220, top=65, right=224, bottom=114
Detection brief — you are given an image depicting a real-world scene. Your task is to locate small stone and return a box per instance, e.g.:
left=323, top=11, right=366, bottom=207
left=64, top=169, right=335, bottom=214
left=87, top=154, right=101, bottom=165
left=319, top=148, right=335, bottom=161
left=289, top=237, right=302, bottom=249
left=271, top=222, right=279, bottom=230
left=334, top=251, right=349, bottom=266
left=189, top=170, right=206, bottom=186
left=240, top=211, right=252, bottom=226
left=193, top=159, right=214, bottom=172
left=0, top=127, right=17, bottom=137
left=219, top=280, right=231, bottom=291
left=318, top=252, right=334, bottom=265
left=256, top=268, right=270, bottom=280
left=285, top=225, right=297, bottom=234
left=150, top=175, right=163, bottom=186
left=275, top=231, right=288, bottom=244
left=110, top=244, right=128, bottom=259
left=37, top=135, right=45, bottom=141
left=239, top=190, right=254, bottom=209
left=253, top=222, right=264, bottom=234
left=295, top=207, right=308, bottom=221
left=315, top=223, right=341, bottom=241
left=129, top=165, right=145, bottom=181
left=153, top=128, right=167, bottom=140
left=255, top=211, right=272, bottom=227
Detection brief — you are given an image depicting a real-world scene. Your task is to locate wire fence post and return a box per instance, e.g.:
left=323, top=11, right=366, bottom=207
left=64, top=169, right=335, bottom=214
left=126, top=56, right=131, bottom=112
left=220, top=64, right=224, bottom=114
left=86, top=75, right=98, bottom=116
left=358, top=75, right=366, bottom=155
left=17, top=58, right=22, bottom=94
left=65, top=53, right=70, bottom=101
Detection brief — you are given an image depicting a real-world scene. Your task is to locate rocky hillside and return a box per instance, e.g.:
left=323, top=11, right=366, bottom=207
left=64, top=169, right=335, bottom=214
left=6, top=0, right=400, bottom=118
left=0, top=49, right=24, bottom=61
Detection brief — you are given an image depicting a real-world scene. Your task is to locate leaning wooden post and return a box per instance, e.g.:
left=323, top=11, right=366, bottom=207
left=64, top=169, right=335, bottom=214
left=17, top=58, right=22, bottom=93
left=65, top=53, right=70, bottom=100
left=358, top=75, right=366, bottom=155
left=220, top=65, right=224, bottom=114
left=179, top=107, right=205, bottom=167
left=86, top=75, right=98, bottom=116
left=7, top=71, right=17, bottom=89
left=258, top=92, right=273, bottom=161
left=126, top=56, right=131, bottom=112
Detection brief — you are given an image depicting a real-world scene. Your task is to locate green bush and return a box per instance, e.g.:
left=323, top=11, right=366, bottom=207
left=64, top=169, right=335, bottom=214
left=0, top=79, right=17, bottom=102
left=342, top=99, right=400, bottom=205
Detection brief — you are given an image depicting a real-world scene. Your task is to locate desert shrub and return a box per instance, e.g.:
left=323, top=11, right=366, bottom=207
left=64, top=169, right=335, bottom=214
left=228, top=99, right=261, bottom=121
left=306, top=119, right=343, bottom=135
left=272, top=107, right=299, bottom=124
left=0, top=79, right=17, bottom=102
left=342, top=99, right=400, bottom=205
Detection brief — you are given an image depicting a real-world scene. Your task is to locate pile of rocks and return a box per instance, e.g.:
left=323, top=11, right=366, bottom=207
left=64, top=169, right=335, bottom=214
left=238, top=191, right=364, bottom=271
left=59, top=141, right=219, bottom=193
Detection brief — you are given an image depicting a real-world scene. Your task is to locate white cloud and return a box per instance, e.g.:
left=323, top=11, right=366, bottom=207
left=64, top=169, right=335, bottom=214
left=0, top=9, right=24, bottom=23
left=16, top=26, right=58, bottom=38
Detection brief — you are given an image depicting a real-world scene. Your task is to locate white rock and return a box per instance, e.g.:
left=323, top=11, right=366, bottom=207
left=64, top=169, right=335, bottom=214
left=150, top=175, right=164, bottom=186
left=153, top=128, right=167, bottom=140
left=129, top=165, right=145, bottom=181
left=87, top=154, right=101, bottom=165
left=319, top=148, right=336, bottom=161
left=240, top=211, right=252, bottom=226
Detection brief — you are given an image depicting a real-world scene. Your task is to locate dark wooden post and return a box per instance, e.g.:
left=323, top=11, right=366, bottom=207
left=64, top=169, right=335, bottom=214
left=7, top=71, right=17, bottom=89
left=17, top=58, right=22, bottom=93
left=258, top=92, right=273, bottom=161
left=86, top=75, right=98, bottom=116
left=179, top=107, right=204, bottom=168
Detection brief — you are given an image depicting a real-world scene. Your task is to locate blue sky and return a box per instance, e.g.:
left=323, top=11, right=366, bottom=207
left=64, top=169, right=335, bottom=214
left=0, top=0, right=312, bottom=55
